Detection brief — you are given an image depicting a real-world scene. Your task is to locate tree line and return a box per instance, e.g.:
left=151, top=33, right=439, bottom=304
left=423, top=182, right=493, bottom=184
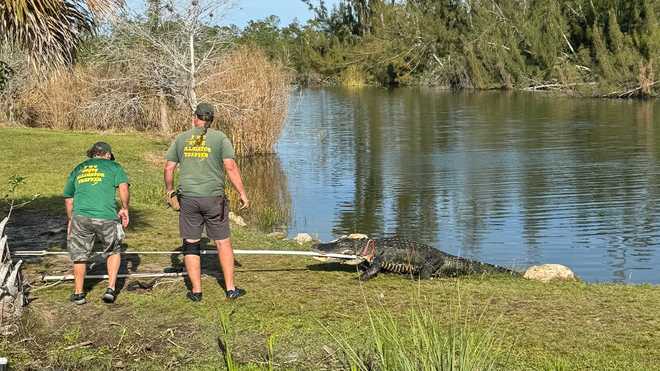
left=237, top=0, right=659, bottom=97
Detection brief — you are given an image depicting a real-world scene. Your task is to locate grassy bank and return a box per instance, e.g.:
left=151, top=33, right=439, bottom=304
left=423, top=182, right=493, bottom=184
left=1, top=128, right=660, bottom=370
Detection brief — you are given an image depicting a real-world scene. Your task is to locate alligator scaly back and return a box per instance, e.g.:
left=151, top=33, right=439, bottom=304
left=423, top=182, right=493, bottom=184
left=359, top=237, right=518, bottom=280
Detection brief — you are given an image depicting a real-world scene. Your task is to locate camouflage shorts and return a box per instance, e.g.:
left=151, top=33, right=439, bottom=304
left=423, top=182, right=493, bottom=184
left=68, top=215, right=124, bottom=262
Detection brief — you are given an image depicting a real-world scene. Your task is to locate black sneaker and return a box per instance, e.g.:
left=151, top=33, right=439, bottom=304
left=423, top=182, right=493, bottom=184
left=186, top=291, right=203, bottom=302
left=70, top=292, right=87, bottom=305
left=102, top=288, right=116, bottom=303
left=225, top=288, right=246, bottom=300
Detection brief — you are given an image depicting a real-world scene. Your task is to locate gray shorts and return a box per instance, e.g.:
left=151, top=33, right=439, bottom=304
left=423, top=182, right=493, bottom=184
left=68, top=215, right=123, bottom=262
left=179, top=196, right=230, bottom=241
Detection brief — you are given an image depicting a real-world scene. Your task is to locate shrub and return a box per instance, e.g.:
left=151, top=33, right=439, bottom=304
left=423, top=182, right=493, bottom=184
left=8, top=45, right=291, bottom=156
left=201, top=46, right=292, bottom=156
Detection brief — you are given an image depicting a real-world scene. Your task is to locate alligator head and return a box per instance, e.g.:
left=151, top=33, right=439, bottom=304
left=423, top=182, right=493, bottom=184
left=311, top=236, right=377, bottom=265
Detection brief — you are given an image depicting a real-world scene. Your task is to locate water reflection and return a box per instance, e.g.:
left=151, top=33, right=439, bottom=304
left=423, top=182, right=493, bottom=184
left=271, top=88, right=659, bottom=283
left=229, top=156, right=291, bottom=231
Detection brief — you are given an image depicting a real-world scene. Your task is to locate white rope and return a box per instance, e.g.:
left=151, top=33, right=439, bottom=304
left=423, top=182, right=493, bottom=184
left=12, top=249, right=357, bottom=260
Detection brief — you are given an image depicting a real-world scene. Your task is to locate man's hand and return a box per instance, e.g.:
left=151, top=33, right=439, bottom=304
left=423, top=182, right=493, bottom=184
left=223, top=159, right=249, bottom=211
left=118, top=208, right=130, bottom=228
left=166, top=190, right=180, bottom=211
left=239, top=193, right=249, bottom=210
left=67, top=219, right=72, bottom=238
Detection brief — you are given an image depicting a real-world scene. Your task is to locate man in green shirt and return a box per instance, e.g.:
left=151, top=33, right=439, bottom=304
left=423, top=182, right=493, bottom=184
left=164, top=102, right=249, bottom=301
left=64, top=142, right=130, bottom=305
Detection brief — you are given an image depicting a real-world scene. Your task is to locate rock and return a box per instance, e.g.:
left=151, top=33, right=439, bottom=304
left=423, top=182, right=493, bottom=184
left=267, top=231, right=286, bottom=240
left=348, top=233, right=369, bottom=239
left=228, top=212, right=247, bottom=227
left=524, top=264, right=577, bottom=282
left=294, top=233, right=314, bottom=244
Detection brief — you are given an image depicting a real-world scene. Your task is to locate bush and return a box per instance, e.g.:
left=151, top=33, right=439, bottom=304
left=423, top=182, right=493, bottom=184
left=8, top=45, right=291, bottom=156
left=202, top=46, right=292, bottom=156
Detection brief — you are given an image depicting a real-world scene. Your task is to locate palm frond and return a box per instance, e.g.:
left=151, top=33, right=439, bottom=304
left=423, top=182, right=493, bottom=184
left=0, top=0, right=122, bottom=70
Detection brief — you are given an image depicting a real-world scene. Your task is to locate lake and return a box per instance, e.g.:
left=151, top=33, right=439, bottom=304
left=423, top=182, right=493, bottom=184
left=248, top=87, right=660, bottom=283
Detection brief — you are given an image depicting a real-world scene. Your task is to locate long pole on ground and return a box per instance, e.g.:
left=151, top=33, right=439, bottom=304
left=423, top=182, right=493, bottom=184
left=42, top=272, right=188, bottom=282
left=12, top=249, right=357, bottom=260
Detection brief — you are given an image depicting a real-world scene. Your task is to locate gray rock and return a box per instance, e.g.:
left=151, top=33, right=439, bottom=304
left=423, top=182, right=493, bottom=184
left=348, top=233, right=369, bottom=239
left=524, top=264, right=577, bottom=282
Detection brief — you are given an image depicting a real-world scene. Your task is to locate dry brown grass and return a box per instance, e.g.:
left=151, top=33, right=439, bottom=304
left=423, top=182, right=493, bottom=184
left=15, top=66, right=161, bottom=131
left=200, top=46, right=292, bottom=156
left=9, top=46, right=291, bottom=156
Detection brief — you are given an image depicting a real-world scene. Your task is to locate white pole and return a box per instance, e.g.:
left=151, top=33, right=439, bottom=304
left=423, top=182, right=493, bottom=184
left=42, top=272, right=188, bottom=282
left=13, top=249, right=358, bottom=260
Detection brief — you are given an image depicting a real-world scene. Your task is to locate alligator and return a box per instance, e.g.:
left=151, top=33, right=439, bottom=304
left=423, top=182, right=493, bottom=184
left=312, top=236, right=519, bottom=281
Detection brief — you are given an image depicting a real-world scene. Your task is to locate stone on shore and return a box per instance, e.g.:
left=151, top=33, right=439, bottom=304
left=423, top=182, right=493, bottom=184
left=267, top=231, right=286, bottom=240
left=524, top=264, right=577, bottom=282
left=294, top=233, right=314, bottom=244
left=228, top=212, right=247, bottom=227
left=348, top=233, right=369, bottom=239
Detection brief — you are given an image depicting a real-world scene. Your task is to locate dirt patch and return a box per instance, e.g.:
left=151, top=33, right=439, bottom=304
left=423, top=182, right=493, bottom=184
left=6, top=209, right=67, bottom=251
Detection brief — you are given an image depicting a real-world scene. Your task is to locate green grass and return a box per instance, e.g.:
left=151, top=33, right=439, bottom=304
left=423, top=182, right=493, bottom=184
left=1, top=128, right=660, bottom=370
left=329, top=301, right=502, bottom=371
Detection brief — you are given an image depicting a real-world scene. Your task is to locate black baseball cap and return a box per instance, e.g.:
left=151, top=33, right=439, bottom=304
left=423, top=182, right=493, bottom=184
left=86, top=141, right=115, bottom=161
left=194, top=102, right=214, bottom=121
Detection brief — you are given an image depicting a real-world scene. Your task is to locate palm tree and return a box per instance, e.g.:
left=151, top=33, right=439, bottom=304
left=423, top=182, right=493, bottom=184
left=0, top=0, right=121, bottom=69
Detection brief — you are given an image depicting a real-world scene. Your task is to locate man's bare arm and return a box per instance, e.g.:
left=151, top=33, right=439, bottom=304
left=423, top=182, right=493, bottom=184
left=118, top=183, right=130, bottom=210
left=164, top=161, right=177, bottom=192
left=65, top=198, right=74, bottom=237
left=117, top=183, right=130, bottom=227
left=65, top=198, right=74, bottom=220
left=223, top=159, right=249, bottom=209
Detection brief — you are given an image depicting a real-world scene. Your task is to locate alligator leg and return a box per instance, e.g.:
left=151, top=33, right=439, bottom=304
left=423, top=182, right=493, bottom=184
left=419, top=255, right=445, bottom=279
left=419, top=263, right=434, bottom=279
left=359, top=256, right=383, bottom=281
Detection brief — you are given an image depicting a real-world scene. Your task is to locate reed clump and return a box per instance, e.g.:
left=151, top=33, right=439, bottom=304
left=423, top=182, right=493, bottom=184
left=15, top=67, right=159, bottom=131
left=203, top=46, right=292, bottom=157
left=7, top=46, right=291, bottom=156
left=329, top=303, right=502, bottom=371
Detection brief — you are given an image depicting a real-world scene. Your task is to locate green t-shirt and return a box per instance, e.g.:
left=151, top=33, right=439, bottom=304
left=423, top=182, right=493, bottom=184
left=63, top=158, right=129, bottom=220
left=165, top=127, right=235, bottom=197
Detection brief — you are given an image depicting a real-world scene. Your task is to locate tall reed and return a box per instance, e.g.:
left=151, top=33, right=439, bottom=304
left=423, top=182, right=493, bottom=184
left=328, top=302, right=502, bottom=371
left=202, top=46, right=292, bottom=156
left=218, top=311, right=278, bottom=371
left=9, top=46, right=291, bottom=157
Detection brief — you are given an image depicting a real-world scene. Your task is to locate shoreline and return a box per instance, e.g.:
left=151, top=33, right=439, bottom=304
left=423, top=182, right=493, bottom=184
left=297, top=81, right=659, bottom=99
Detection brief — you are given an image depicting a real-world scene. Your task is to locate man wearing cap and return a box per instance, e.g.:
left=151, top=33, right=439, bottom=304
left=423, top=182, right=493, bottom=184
left=64, top=142, right=130, bottom=305
left=164, top=102, right=249, bottom=301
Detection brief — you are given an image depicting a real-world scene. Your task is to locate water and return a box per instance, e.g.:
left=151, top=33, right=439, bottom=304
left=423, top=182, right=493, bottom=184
left=251, top=87, right=660, bottom=283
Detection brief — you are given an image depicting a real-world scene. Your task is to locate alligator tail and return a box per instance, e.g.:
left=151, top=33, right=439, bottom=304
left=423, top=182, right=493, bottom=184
left=470, top=259, right=520, bottom=276
left=450, top=257, right=521, bottom=276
